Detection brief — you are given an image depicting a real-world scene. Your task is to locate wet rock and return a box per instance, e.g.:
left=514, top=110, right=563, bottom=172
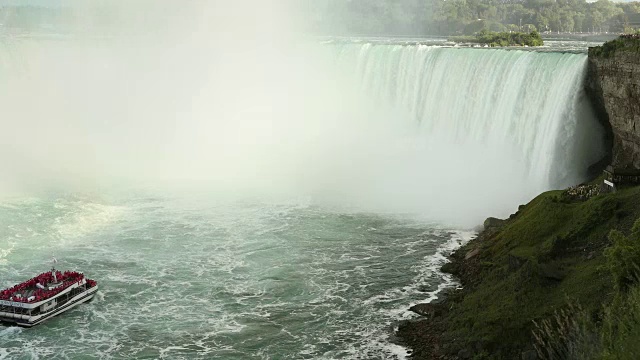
left=483, top=217, right=505, bottom=230
left=410, top=303, right=444, bottom=318
left=431, top=293, right=449, bottom=305
left=588, top=43, right=640, bottom=169
left=465, top=248, right=481, bottom=260
left=441, top=262, right=459, bottom=276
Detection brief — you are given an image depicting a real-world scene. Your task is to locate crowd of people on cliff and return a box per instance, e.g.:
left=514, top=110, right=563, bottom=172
left=0, top=271, right=85, bottom=303
left=620, top=33, right=640, bottom=39
left=563, top=184, right=600, bottom=201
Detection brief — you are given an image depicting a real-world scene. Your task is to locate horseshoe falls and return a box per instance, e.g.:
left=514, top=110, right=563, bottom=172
left=324, top=44, right=605, bottom=222
left=0, top=37, right=605, bottom=360
left=350, top=45, right=602, bottom=190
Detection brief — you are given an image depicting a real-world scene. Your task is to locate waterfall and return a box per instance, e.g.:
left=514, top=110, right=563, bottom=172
left=330, top=44, right=605, bottom=199
left=0, top=36, right=606, bottom=225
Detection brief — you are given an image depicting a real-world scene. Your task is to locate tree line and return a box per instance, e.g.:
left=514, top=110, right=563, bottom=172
left=308, top=0, right=640, bottom=36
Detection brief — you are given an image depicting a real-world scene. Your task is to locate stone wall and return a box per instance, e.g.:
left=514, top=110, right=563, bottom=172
left=586, top=39, right=640, bottom=170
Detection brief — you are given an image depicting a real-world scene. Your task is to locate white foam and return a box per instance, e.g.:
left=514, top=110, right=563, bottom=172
left=409, top=230, right=475, bottom=308
left=0, top=244, right=15, bottom=266
left=53, top=200, right=127, bottom=241
left=0, top=195, right=479, bottom=359
left=0, top=327, right=22, bottom=338
left=383, top=342, right=412, bottom=360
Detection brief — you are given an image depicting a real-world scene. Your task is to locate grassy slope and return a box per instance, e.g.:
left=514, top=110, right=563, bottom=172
left=439, top=185, right=640, bottom=357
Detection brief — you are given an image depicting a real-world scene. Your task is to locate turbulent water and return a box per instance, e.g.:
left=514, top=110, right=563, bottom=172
left=0, top=37, right=605, bottom=359
left=0, top=195, right=471, bottom=359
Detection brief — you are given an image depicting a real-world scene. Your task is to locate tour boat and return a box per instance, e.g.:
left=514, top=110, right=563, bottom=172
left=0, top=267, right=98, bottom=327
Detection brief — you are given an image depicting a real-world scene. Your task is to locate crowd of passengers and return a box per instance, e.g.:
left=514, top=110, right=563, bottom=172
left=0, top=271, right=85, bottom=303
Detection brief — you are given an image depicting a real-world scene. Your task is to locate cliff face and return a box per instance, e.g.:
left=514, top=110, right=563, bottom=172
left=587, top=39, right=640, bottom=169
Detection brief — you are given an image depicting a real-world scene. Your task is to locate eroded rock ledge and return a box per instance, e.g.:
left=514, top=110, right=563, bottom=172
left=586, top=37, right=640, bottom=170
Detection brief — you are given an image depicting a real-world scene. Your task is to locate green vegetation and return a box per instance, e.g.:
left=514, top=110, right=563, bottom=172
left=310, top=0, right=640, bottom=36
left=605, top=218, right=640, bottom=291
left=427, top=0, right=640, bottom=35
left=598, top=284, right=640, bottom=359
left=4, top=1, right=640, bottom=37
left=431, top=184, right=640, bottom=358
left=589, top=35, right=640, bottom=58
left=449, top=30, right=544, bottom=47
left=533, top=218, right=640, bottom=360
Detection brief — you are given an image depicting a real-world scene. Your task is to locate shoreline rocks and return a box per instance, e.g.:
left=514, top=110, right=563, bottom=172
left=397, top=216, right=507, bottom=359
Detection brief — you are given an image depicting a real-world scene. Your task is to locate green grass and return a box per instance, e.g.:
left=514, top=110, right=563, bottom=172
left=533, top=220, right=640, bottom=360
left=599, top=285, right=640, bottom=359
left=439, top=185, right=640, bottom=358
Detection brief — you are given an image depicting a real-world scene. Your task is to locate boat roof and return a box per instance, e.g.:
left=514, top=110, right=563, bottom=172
left=0, top=270, right=85, bottom=306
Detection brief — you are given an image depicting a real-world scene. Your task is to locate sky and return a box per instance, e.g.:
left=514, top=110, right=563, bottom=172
left=0, top=0, right=69, bottom=6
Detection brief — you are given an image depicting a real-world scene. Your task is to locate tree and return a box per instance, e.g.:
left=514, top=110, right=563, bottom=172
left=305, top=0, right=640, bottom=36
left=605, top=218, right=640, bottom=292
left=574, top=13, right=586, bottom=32
left=560, top=11, right=575, bottom=32
left=589, top=10, right=605, bottom=33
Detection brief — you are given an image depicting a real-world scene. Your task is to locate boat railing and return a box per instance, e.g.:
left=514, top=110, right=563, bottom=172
left=0, top=271, right=86, bottom=304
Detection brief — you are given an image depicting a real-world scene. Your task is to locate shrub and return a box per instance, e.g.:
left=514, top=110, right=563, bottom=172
left=533, top=304, right=600, bottom=360
left=534, top=218, right=640, bottom=360
left=533, top=285, right=640, bottom=360
left=600, top=285, right=640, bottom=359
left=449, top=30, right=543, bottom=46
left=590, top=36, right=640, bottom=58
left=605, top=220, right=640, bottom=291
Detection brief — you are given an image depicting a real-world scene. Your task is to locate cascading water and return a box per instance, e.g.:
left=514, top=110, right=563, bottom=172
left=0, top=37, right=605, bottom=224
left=326, top=44, right=605, bottom=215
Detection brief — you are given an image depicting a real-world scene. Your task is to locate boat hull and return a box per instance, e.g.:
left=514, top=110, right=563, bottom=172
left=0, top=286, right=98, bottom=328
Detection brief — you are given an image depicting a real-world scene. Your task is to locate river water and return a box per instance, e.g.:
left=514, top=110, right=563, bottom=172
left=0, top=194, right=471, bottom=359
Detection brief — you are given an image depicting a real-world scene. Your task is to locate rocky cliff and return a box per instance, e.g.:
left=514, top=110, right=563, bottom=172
left=587, top=37, right=640, bottom=170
